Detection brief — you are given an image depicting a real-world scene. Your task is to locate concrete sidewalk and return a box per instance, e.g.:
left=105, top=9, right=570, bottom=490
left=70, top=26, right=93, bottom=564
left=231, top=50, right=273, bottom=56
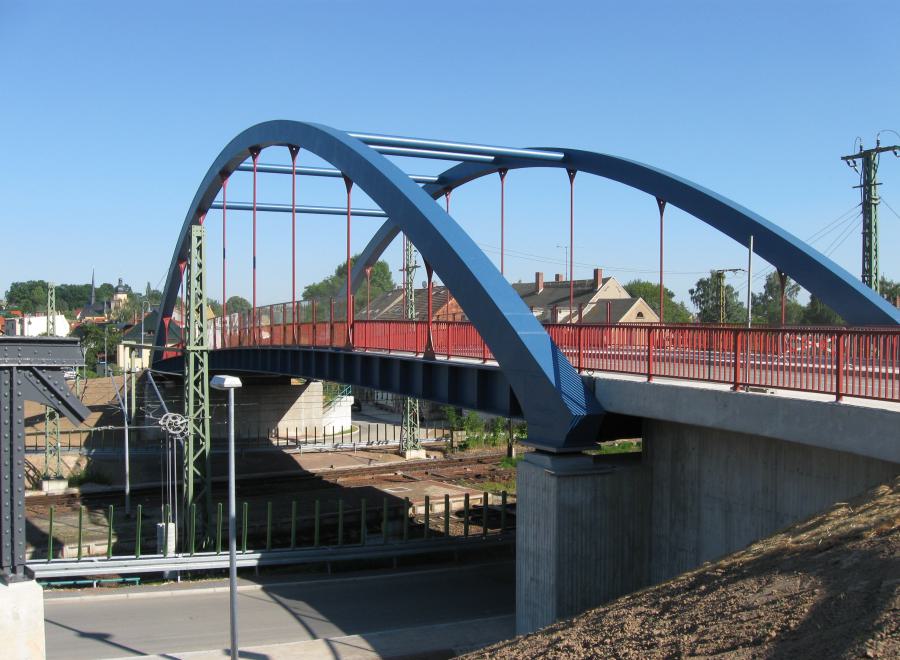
left=44, top=562, right=515, bottom=659
left=112, top=615, right=515, bottom=659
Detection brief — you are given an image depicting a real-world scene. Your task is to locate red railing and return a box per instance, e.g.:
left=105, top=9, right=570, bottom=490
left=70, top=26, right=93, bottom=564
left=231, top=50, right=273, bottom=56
left=210, top=305, right=900, bottom=403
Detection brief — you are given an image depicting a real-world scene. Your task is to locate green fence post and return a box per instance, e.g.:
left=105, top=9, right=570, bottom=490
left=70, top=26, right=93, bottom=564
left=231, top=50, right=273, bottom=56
left=313, top=500, right=320, bottom=547
left=216, top=502, right=223, bottom=555
left=48, top=506, right=55, bottom=561
left=382, top=497, right=389, bottom=543
left=463, top=494, right=470, bottom=538
left=107, top=504, right=114, bottom=559
left=500, top=491, right=507, bottom=533
left=360, top=498, right=367, bottom=546
left=189, top=503, right=197, bottom=556
left=482, top=492, right=489, bottom=538
left=424, top=496, right=430, bottom=540
left=242, top=502, right=248, bottom=553
left=444, top=494, right=450, bottom=537
left=135, top=504, right=142, bottom=558
left=403, top=498, right=410, bottom=541
left=266, top=501, right=273, bottom=551
left=337, top=499, right=344, bottom=546
left=77, top=506, right=84, bottom=561
left=290, top=500, right=297, bottom=549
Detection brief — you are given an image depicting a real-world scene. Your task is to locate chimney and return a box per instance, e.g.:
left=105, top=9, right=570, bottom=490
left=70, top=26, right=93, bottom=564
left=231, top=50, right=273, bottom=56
left=895, top=295, right=900, bottom=309
left=535, top=271, right=544, bottom=293
left=594, top=268, right=603, bottom=290
left=554, top=273, right=563, bottom=282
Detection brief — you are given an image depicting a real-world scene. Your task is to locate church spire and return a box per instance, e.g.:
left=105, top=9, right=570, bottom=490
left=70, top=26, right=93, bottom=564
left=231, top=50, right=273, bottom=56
left=90, top=267, right=96, bottom=306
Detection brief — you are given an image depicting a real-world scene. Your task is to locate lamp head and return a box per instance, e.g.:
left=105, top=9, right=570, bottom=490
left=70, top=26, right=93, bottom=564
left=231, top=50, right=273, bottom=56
left=211, top=374, right=243, bottom=390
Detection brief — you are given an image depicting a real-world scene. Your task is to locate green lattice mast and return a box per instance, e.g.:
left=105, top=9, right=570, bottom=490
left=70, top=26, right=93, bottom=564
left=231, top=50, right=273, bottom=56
left=184, top=224, right=212, bottom=535
left=43, top=283, right=61, bottom=479
left=401, top=235, right=421, bottom=452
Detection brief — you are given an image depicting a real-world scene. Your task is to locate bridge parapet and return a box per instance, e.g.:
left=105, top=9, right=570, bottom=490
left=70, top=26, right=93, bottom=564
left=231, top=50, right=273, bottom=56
left=203, top=309, right=900, bottom=405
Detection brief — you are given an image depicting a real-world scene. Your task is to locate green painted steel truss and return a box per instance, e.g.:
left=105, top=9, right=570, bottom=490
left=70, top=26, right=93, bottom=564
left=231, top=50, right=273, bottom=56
left=184, top=224, right=212, bottom=535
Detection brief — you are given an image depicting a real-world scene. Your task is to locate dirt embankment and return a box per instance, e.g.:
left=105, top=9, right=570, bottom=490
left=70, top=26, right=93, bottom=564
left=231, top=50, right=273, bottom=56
left=466, top=477, right=900, bottom=659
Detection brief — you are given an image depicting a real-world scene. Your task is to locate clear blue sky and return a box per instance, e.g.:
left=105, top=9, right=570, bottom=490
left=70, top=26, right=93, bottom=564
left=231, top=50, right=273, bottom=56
left=3, top=1, right=898, bottom=310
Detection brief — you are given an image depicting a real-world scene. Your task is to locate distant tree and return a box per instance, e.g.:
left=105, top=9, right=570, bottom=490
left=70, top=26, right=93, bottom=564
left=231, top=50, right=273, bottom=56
left=751, top=272, right=803, bottom=325
left=207, top=298, right=223, bottom=316
left=56, top=283, right=93, bottom=313
left=880, top=276, right=900, bottom=305
left=623, top=280, right=693, bottom=322
left=689, top=271, right=746, bottom=323
left=225, top=295, right=252, bottom=314
left=94, top=282, right=115, bottom=305
left=5, top=280, right=49, bottom=313
left=303, top=256, right=395, bottom=311
left=801, top=296, right=843, bottom=326
left=78, top=323, right=122, bottom=372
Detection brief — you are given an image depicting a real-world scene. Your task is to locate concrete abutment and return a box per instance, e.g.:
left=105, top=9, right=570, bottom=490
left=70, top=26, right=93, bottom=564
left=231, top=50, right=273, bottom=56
left=516, top=420, right=899, bottom=634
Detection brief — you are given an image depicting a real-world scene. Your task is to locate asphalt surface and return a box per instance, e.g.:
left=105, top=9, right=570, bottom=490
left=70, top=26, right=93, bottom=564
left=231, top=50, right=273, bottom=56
left=43, top=561, right=515, bottom=659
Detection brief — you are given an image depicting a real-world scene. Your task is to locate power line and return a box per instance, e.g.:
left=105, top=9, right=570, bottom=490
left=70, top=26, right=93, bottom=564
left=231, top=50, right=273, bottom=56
left=475, top=242, right=708, bottom=276
left=881, top=196, right=900, bottom=222
left=733, top=208, right=862, bottom=294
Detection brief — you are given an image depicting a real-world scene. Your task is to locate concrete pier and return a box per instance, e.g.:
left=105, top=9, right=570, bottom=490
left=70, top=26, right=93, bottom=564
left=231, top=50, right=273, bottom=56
left=0, top=580, right=46, bottom=659
left=516, top=452, right=650, bottom=634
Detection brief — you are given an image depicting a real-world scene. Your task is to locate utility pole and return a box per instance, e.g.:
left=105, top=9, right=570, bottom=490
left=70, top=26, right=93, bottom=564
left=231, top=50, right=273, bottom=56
left=842, top=139, right=899, bottom=292
left=184, top=224, right=212, bottom=541
left=712, top=269, right=743, bottom=324
left=43, top=283, right=61, bottom=481
left=400, top=234, right=421, bottom=455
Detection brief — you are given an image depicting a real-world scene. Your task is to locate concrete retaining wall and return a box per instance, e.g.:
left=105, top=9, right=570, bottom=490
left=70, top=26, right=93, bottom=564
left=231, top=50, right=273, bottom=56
left=210, top=379, right=351, bottom=438
left=646, top=419, right=899, bottom=584
left=517, top=420, right=899, bottom=633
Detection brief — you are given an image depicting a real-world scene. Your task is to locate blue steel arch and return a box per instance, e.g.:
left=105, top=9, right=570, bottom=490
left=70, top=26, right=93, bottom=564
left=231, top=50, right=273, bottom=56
left=350, top=150, right=900, bottom=327
left=154, top=121, right=604, bottom=452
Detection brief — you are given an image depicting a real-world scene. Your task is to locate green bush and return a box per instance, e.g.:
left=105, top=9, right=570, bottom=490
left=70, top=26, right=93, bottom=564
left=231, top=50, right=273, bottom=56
left=67, top=464, right=113, bottom=487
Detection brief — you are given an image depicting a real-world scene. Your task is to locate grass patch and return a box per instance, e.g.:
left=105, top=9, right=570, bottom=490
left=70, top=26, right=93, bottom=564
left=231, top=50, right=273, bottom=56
left=67, top=465, right=113, bottom=487
left=467, top=479, right=517, bottom=496
left=588, top=440, right=642, bottom=455
left=499, top=455, right=522, bottom=469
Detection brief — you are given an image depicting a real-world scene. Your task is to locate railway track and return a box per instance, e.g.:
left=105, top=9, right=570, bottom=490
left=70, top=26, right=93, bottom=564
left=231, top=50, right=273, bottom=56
left=26, top=450, right=514, bottom=511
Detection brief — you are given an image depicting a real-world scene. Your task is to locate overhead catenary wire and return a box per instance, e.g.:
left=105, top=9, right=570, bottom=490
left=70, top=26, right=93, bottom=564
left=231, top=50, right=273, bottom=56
left=732, top=205, right=862, bottom=294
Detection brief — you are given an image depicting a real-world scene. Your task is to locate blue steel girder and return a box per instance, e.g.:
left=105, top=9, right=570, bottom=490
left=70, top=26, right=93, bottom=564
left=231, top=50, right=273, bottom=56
left=349, top=150, right=900, bottom=327
left=155, top=347, right=523, bottom=419
left=154, top=121, right=604, bottom=452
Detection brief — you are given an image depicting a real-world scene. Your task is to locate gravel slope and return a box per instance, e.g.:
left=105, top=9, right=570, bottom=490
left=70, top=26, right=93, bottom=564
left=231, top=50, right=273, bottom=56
left=466, top=476, right=900, bottom=659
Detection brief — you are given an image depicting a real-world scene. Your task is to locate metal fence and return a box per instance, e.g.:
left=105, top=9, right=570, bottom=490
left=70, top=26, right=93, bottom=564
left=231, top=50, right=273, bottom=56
left=33, top=490, right=513, bottom=567
left=210, top=307, right=900, bottom=403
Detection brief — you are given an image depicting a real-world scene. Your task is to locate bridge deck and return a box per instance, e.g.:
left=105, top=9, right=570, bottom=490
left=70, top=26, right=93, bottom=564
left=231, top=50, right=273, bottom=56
left=191, top=315, right=900, bottom=404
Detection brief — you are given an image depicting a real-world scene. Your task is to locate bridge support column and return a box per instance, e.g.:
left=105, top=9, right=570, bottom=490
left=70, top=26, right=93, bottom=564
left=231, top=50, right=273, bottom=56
left=516, top=451, right=651, bottom=635
left=0, top=579, right=45, bottom=659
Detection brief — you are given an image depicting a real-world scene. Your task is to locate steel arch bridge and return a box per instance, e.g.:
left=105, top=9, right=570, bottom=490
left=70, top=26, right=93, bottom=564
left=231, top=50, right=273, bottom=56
left=153, top=120, right=900, bottom=457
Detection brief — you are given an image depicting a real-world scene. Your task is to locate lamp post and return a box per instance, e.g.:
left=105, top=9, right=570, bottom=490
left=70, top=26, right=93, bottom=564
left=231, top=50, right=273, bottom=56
left=210, top=374, right=243, bottom=660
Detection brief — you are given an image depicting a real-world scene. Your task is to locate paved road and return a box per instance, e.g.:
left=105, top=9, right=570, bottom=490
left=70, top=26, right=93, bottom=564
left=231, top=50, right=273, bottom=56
left=43, top=561, right=514, bottom=659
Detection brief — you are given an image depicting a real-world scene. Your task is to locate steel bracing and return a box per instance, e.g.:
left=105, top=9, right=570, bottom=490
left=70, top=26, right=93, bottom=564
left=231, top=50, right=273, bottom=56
left=1, top=338, right=89, bottom=580
left=43, top=283, right=62, bottom=480
left=154, top=121, right=900, bottom=458
left=401, top=235, right=421, bottom=452
left=184, top=224, right=212, bottom=536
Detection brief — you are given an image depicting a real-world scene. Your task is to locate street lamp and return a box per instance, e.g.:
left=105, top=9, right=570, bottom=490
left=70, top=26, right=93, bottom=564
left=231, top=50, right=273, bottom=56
left=210, top=374, right=243, bottom=660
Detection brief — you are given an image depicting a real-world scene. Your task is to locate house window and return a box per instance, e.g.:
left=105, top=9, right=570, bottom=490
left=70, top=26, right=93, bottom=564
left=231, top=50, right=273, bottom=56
left=636, top=312, right=644, bottom=319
